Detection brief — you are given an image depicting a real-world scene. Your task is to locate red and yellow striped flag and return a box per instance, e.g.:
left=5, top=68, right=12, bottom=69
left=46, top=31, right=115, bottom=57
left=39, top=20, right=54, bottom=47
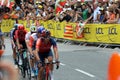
left=63, top=25, right=73, bottom=39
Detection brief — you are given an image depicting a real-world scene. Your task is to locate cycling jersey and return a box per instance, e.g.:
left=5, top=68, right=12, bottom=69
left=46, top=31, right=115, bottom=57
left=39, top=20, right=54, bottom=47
left=36, top=37, right=57, bottom=53
left=0, top=32, right=3, bottom=37
left=10, top=28, right=17, bottom=42
left=29, top=33, right=38, bottom=50
left=25, top=32, right=31, bottom=41
left=0, top=30, right=4, bottom=49
left=15, top=29, right=27, bottom=43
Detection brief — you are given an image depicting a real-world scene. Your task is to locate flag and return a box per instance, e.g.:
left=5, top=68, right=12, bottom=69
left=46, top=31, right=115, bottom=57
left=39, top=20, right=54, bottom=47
left=63, top=25, right=73, bottom=39
left=76, top=23, right=84, bottom=38
left=55, top=0, right=66, bottom=14
left=0, top=0, right=15, bottom=9
left=0, top=0, right=5, bottom=5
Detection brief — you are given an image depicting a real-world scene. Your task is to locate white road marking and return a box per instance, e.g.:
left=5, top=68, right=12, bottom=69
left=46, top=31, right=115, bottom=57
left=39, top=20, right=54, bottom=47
left=75, top=69, right=95, bottom=78
left=60, top=63, right=66, bottom=66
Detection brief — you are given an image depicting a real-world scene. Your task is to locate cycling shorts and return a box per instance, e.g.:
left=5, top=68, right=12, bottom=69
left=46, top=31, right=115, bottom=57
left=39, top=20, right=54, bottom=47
left=38, top=50, right=53, bottom=62
left=19, top=41, right=27, bottom=49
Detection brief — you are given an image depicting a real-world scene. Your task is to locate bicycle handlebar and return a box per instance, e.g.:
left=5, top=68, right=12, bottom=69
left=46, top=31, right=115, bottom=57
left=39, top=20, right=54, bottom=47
left=37, top=60, right=60, bottom=69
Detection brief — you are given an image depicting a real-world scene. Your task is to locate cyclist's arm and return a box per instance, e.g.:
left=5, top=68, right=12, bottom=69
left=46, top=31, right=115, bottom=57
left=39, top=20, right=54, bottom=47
left=1, top=35, right=4, bottom=46
left=27, top=36, right=34, bottom=55
left=51, top=38, right=59, bottom=61
left=15, top=30, right=20, bottom=49
left=35, top=38, right=40, bottom=61
left=25, top=33, right=30, bottom=51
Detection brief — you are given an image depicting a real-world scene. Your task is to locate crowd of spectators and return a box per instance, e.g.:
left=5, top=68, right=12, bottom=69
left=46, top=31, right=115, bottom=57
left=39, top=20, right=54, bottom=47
left=0, top=0, right=120, bottom=24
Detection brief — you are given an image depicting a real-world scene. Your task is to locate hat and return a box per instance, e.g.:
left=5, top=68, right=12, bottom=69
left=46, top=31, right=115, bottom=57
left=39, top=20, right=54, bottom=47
left=65, top=3, right=69, bottom=6
left=38, top=5, right=43, bottom=8
left=99, top=7, right=104, bottom=11
left=81, top=2, right=86, bottom=5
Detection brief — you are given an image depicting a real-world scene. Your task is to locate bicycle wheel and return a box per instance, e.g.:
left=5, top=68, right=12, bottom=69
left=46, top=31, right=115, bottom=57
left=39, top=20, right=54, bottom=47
left=42, top=69, right=46, bottom=80
left=26, top=58, right=31, bottom=80
left=46, top=68, right=51, bottom=80
left=22, top=50, right=31, bottom=80
left=16, top=51, right=19, bottom=66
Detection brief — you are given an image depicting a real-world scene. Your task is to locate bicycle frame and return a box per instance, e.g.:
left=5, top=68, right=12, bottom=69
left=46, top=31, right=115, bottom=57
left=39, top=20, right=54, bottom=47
left=42, top=60, right=58, bottom=80
left=16, top=49, right=31, bottom=79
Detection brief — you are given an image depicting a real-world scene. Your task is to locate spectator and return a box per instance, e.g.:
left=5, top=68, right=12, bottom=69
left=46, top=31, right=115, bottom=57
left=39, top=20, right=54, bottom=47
left=93, top=2, right=101, bottom=23
left=81, top=3, right=88, bottom=21
left=111, top=1, right=120, bottom=23
left=97, top=7, right=107, bottom=23
left=106, top=7, right=116, bottom=24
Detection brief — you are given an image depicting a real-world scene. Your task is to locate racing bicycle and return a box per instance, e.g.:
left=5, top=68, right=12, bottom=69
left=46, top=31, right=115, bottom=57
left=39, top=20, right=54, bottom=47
left=16, top=49, right=31, bottom=80
left=38, top=59, right=60, bottom=80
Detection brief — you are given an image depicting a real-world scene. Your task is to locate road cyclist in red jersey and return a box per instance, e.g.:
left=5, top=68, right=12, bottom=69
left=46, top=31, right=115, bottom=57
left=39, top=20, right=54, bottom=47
left=35, top=29, right=60, bottom=80
left=28, top=26, right=45, bottom=78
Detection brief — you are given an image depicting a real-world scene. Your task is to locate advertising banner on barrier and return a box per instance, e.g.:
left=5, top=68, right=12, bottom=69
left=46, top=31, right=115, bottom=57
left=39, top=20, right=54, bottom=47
left=1, top=19, right=120, bottom=44
left=39, top=20, right=45, bottom=27
left=47, top=20, right=55, bottom=37
left=81, top=24, right=97, bottom=42
left=19, top=20, right=28, bottom=31
left=55, top=21, right=65, bottom=38
left=76, top=24, right=120, bottom=44
left=1, top=19, right=14, bottom=32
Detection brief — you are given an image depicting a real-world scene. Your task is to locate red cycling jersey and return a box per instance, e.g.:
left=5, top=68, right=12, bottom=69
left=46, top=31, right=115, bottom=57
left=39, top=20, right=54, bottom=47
left=36, top=38, right=57, bottom=53
left=15, top=29, right=27, bottom=43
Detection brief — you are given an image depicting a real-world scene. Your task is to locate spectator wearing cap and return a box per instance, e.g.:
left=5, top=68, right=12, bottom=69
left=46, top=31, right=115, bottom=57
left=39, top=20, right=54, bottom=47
left=80, top=2, right=88, bottom=21
left=97, top=7, right=107, bottom=23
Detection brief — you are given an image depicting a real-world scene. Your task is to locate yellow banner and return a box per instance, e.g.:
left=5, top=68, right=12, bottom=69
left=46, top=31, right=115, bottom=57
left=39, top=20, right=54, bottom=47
left=46, top=20, right=55, bottom=37
left=1, top=19, right=120, bottom=44
left=1, top=19, right=14, bottom=32
left=55, top=21, right=65, bottom=38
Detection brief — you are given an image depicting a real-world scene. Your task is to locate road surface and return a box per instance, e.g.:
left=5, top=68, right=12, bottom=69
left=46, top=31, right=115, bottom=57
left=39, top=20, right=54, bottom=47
left=2, top=38, right=120, bottom=80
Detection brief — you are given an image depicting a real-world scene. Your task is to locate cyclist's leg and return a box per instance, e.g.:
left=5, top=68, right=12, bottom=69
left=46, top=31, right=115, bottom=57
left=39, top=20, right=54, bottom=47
left=38, top=53, right=46, bottom=80
left=47, top=50, right=54, bottom=70
left=47, top=50, right=54, bottom=80
left=11, top=40, right=17, bottom=65
left=30, top=49, right=36, bottom=77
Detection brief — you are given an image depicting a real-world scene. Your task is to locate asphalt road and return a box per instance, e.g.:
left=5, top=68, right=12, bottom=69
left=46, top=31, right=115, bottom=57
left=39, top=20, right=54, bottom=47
left=1, top=38, right=120, bottom=80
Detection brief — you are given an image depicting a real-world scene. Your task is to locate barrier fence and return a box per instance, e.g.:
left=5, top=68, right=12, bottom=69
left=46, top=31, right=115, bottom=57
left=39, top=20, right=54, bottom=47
left=1, top=19, right=120, bottom=44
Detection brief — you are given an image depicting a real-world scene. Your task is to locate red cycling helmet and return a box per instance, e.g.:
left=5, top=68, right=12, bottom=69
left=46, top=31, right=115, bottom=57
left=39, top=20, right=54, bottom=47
left=18, top=24, right=24, bottom=30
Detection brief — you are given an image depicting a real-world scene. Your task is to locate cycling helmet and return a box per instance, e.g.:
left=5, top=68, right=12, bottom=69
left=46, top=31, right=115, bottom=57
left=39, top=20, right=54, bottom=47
left=18, top=24, right=24, bottom=30
left=14, top=24, right=18, bottom=29
left=30, top=25, right=37, bottom=32
left=37, top=26, right=45, bottom=33
left=41, top=29, right=51, bottom=38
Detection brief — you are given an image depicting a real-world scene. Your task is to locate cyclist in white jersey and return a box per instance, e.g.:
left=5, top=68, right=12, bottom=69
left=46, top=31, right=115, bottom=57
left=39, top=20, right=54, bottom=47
left=25, top=25, right=37, bottom=77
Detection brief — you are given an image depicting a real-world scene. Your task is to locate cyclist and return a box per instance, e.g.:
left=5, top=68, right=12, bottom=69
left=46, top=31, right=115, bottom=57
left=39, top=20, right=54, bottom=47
left=14, top=24, right=27, bottom=50
left=25, top=24, right=37, bottom=52
left=0, top=29, right=5, bottom=50
left=28, top=26, right=45, bottom=77
left=10, top=24, right=18, bottom=65
left=25, top=24, right=37, bottom=77
left=35, top=29, right=59, bottom=80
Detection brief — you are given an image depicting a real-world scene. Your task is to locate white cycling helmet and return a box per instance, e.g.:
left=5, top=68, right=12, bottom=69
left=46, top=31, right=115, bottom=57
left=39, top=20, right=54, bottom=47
left=30, top=25, right=37, bottom=32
